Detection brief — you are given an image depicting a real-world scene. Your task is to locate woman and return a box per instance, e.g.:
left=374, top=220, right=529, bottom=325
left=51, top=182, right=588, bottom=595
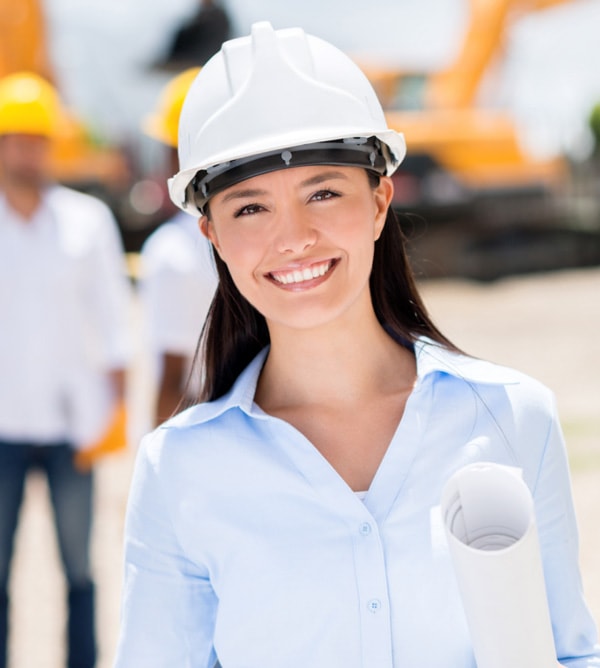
left=114, top=23, right=599, bottom=667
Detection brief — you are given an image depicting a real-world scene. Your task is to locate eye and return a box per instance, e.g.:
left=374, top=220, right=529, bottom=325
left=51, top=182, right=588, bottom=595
left=310, top=189, right=340, bottom=202
left=234, top=202, right=265, bottom=217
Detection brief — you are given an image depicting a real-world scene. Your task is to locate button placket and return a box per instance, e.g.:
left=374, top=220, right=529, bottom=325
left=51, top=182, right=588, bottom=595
left=351, top=515, right=394, bottom=665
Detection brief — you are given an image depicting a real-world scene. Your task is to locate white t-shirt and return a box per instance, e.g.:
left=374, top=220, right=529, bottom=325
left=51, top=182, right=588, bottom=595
left=139, top=211, right=218, bottom=398
left=0, top=185, right=131, bottom=446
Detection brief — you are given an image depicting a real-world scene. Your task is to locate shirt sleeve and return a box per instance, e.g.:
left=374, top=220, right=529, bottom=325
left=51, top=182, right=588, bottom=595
left=113, top=433, right=218, bottom=667
left=531, top=395, right=600, bottom=667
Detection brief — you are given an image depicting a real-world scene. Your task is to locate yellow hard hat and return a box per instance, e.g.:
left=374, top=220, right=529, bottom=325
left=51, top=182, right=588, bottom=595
left=143, top=67, right=201, bottom=148
left=0, top=71, right=64, bottom=137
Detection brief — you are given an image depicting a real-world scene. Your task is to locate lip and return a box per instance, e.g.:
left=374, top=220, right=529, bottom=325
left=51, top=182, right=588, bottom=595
left=266, top=258, right=339, bottom=290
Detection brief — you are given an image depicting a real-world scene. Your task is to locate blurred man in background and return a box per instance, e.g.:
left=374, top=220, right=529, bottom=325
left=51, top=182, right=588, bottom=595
left=139, top=67, right=218, bottom=426
left=0, top=71, right=130, bottom=668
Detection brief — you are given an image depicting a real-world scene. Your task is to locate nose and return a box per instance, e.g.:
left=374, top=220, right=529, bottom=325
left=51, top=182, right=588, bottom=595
left=274, top=205, right=317, bottom=254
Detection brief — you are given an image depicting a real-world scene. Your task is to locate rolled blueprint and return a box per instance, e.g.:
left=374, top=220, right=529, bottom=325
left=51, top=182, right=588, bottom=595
left=440, top=462, right=560, bottom=668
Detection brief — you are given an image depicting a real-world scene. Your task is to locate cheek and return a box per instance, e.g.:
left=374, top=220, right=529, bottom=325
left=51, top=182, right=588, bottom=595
left=217, top=231, right=253, bottom=265
left=215, top=228, right=265, bottom=289
left=331, top=201, right=380, bottom=247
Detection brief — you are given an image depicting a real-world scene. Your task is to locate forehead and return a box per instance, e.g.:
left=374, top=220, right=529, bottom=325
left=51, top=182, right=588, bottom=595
left=0, top=133, right=50, bottom=149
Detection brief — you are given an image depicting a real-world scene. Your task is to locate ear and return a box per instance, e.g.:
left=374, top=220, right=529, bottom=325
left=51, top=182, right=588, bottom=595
left=198, top=215, right=222, bottom=255
left=373, top=176, right=394, bottom=241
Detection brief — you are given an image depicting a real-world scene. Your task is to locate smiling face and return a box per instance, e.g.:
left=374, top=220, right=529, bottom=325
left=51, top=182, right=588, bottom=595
left=201, top=165, right=393, bottom=334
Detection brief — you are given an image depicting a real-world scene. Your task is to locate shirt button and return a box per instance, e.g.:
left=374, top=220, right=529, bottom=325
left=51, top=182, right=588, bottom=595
left=367, top=599, right=381, bottom=613
left=359, top=522, right=372, bottom=536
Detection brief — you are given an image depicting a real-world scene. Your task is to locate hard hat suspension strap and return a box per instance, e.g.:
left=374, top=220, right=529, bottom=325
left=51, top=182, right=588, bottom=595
left=189, top=136, right=387, bottom=212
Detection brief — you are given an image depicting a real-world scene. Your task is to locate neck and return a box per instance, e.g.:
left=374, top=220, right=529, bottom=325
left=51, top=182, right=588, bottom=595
left=256, top=302, right=416, bottom=411
left=2, top=180, right=43, bottom=220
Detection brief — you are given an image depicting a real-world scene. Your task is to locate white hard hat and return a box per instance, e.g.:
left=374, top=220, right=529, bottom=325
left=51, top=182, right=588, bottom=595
left=168, top=21, right=406, bottom=215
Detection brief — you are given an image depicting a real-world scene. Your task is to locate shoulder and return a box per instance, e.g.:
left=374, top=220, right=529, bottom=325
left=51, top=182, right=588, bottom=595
left=46, top=185, right=121, bottom=251
left=141, top=220, right=184, bottom=262
left=141, top=400, right=237, bottom=455
left=417, top=338, right=551, bottom=393
left=46, top=184, right=116, bottom=220
left=138, top=351, right=268, bottom=469
left=416, top=337, right=557, bottom=427
left=142, top=212, right=203, bottom=248
left=135, top=402, right=265, bottom=500
left=141, top=213, right=214, bottom=275
left=416, top=340, right=561, bottom=483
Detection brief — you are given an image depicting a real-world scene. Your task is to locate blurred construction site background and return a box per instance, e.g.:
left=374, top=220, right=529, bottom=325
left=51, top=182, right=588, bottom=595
left=3, top=3, right=600, bottom=668
left=3, top=0, right=600, bottom=280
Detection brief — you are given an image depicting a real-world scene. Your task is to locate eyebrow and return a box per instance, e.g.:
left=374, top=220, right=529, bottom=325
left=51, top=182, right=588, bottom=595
left=299, top=170, right=349, bottom=187
left=219, top=170, right=350, bottom=204
left=221, top=188, right=267, bottom=204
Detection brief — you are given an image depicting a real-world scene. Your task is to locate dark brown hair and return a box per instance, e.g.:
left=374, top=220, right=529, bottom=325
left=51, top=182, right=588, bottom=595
left=190, top=172, right=457, bottom=403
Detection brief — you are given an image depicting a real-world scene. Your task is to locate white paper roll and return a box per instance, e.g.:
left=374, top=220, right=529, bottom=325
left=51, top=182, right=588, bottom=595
left=440, top=462, right=560, bottom=668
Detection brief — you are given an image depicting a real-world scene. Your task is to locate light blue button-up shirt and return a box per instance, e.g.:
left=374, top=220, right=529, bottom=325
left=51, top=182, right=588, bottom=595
left=115, top=338, right=600, bottom=667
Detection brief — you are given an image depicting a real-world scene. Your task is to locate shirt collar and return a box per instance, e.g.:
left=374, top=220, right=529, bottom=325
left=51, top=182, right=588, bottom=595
left=174, top=337, right=521, bottom=428
left=170, top=348, right=268, bottom=427
left=224, top=347, right=269, bottom=415
left=414, top=337, right=522, bottom=385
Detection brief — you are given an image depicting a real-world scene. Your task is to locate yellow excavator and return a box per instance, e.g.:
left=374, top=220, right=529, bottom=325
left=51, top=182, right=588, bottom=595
left=0, top=0, right=131, bottom=197
left=361, top=0, right=571, bottom=213
left=366, top=0, right=571, bottom=196
left=353, top=0, right=585, bottom=278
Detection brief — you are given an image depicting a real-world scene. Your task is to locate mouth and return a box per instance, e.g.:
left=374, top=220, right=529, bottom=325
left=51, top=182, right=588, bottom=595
left=268, top=259, right=337, bottom=286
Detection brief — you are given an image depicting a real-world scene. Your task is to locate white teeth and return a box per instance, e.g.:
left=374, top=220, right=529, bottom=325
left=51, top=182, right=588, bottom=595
left=271, top=261, right=332, bottom=285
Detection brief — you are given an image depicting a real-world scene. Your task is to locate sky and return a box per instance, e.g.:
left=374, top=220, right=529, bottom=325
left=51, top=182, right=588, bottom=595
left=43, top=0, right=600, bottom=165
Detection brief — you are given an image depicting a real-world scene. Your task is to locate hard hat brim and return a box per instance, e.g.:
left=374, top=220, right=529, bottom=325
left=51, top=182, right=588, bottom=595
left=169, top=130, right=406, bottom=216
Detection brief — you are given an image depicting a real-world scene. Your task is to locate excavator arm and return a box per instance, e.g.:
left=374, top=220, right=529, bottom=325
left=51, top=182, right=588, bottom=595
left=362, top=0, right=576, bottom=206
left=426, top=0, right=573, bottom=109
left=0, top=0, right=53, bottom=80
